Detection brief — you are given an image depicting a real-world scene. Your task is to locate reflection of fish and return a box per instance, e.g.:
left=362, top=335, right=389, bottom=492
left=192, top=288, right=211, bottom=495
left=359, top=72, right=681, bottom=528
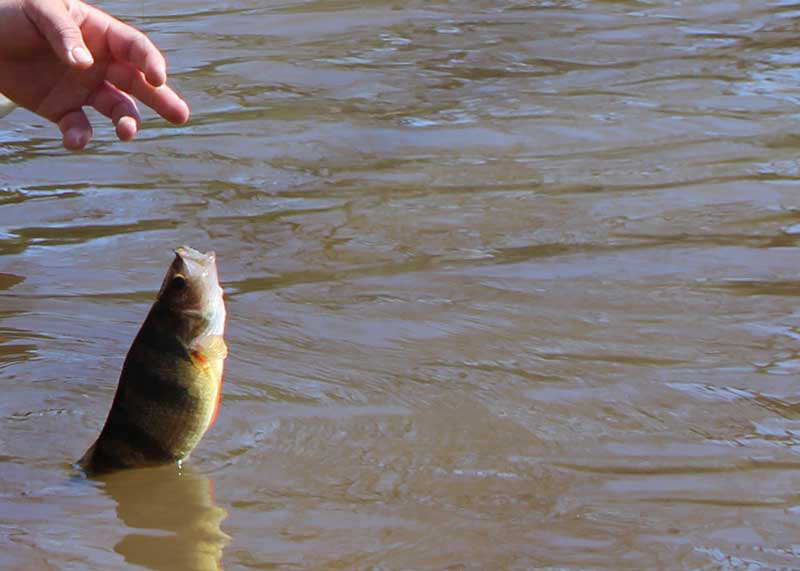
left=80, top=246, right=227, bottom=475
left=102, top=464, right=229, bottom=571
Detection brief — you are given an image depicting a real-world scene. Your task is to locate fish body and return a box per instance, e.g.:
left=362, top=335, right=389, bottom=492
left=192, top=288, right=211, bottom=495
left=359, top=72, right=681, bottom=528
left=80, top=246, right=227, bottom=475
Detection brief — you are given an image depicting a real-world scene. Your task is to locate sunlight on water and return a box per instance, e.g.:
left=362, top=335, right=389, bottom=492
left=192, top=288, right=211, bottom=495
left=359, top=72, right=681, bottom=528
left=4, top=0, right=800, bottom=569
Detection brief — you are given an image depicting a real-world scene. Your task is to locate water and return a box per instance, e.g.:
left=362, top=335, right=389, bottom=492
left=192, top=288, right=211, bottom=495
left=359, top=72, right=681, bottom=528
left=3, top=0, right=800, bottom=568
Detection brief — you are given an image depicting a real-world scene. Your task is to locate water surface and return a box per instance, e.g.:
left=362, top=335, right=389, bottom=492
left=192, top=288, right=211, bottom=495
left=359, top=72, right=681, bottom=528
left=4, top=0, right=800, bottom=569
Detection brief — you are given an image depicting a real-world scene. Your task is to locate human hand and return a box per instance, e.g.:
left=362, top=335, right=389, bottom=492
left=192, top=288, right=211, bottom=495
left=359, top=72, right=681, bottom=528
left=0, top=0, right=190, bottom=150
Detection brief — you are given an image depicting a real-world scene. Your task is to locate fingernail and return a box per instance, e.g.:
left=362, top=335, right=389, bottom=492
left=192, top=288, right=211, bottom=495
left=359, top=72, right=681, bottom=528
left=115, top=117, right=137, bottom=141
left=71, top=47, right=94, bottom=66
left=64, top=127, right=88, bottom=150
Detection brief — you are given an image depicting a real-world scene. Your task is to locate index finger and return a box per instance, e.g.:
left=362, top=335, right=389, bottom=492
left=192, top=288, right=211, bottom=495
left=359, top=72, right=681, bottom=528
left=84, top=3, right=167, bottom=86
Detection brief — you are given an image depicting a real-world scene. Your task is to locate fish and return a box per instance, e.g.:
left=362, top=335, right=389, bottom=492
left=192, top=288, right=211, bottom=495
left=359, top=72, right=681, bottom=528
left=79, top=246, right=227, bottom=475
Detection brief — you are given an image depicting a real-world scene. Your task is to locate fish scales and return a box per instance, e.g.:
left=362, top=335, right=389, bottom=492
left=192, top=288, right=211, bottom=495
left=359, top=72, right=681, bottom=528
left=80, top=246, right=227, bottom=476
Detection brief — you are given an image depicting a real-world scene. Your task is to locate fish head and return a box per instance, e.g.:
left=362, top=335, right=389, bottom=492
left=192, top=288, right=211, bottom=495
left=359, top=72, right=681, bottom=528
left=157, top=246, right=226, bottom=341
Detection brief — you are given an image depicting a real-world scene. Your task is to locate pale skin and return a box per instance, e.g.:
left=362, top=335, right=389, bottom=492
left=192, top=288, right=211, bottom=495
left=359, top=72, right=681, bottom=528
left=0, top=0, right=190, bottom=150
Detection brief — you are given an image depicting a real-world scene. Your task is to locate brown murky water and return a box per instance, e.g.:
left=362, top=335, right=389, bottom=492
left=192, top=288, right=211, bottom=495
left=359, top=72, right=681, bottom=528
left=4, top=0, right=800, bottom=569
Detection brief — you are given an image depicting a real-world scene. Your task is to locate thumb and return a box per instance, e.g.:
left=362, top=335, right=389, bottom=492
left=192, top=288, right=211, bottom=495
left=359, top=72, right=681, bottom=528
left=24, top=0, right=94, bottom=68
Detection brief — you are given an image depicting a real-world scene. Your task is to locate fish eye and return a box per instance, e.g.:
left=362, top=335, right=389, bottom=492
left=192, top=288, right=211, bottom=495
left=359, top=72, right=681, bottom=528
left=171, top=275, right=187, bottom=290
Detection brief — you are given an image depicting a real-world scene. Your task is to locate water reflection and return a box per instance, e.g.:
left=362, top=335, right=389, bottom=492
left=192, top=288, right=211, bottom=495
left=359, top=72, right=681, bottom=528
left=99, top=465, right=229, bottom=571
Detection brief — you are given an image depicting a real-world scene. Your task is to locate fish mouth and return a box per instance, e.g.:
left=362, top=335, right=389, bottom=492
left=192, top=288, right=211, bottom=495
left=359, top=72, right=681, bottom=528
left=173, top=246, right=226, bottom=337
left=175, top=246, right=216, bottom=276
left=174, top=246, right=222, bottom=295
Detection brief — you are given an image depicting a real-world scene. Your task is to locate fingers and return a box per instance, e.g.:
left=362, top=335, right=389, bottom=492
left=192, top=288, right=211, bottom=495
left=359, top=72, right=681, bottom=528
left=27, top=0, right=191, bottom=149
left=57, top=109, right=92, bottom=150
left=89, top=81, right=141, bottom=141
left=27, top=0, right=171, bottom=89
left=54, top=81, right=150, bottom=150
left=55, top=67, right=188, bottom=150
left=52, top=64, right=188, bottom=151
left=84, top=3, right=167, bottom=87
left=24, top=0, right=94, bottom=69
left=106, top=62, right=190, bottom=125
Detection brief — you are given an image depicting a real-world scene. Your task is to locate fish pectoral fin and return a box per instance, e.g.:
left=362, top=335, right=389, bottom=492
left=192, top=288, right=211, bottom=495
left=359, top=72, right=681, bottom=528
left=191, top=335, right=228, bottom=364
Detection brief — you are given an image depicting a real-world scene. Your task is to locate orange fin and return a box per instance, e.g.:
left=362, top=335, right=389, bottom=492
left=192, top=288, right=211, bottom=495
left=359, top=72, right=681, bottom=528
left=189, top=335, right=227, bottom=429
left=193, top=335, right=228, bottom=360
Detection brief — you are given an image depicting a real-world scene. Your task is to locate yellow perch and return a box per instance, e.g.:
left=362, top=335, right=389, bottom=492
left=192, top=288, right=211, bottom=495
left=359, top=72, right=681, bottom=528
left=80, top=246, right=227, bottom=475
